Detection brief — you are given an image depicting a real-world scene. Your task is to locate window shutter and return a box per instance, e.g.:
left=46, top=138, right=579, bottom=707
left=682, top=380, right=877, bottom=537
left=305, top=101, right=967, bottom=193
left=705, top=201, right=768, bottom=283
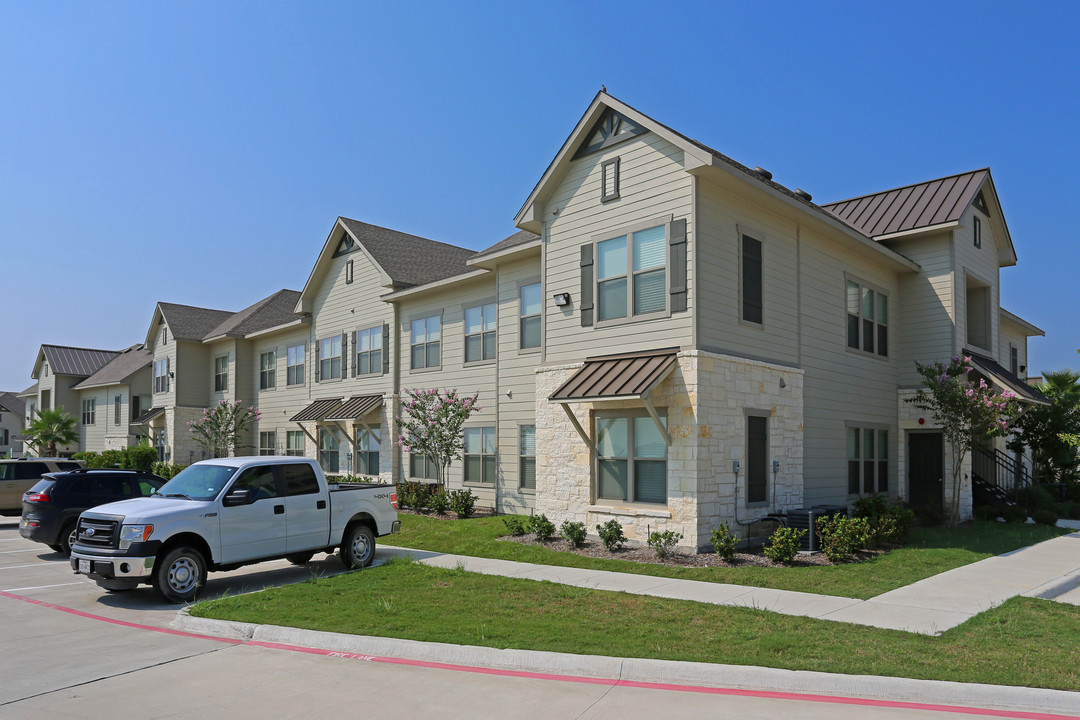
left=382, top=323, right=390, bottom=374
left=351, top=331, right=357, bottom=378
left=669, top=218, right=687, bottom=313
left=341, top=332, right=348, bottom=379
left=579, top=244, right=594, bottom=327
left=314, top=341, right=320, bottom=383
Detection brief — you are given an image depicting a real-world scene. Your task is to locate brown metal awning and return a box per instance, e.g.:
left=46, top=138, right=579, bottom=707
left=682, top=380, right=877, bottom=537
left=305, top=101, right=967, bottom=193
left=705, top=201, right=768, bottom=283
left=549, top=348, right=679, bottom=402
left=965, top=350, right=1050, bottom=406
left=289, top=398, right=343, bottom=422
left=131, top=407, right=165, bottom=425
left=325, top=394, right=383, bottom=421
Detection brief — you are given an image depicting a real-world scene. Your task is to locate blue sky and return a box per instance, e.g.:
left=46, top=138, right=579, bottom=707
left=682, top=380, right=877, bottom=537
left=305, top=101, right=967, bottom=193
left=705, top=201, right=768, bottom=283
left=2, top=1, right=1077, bottom=392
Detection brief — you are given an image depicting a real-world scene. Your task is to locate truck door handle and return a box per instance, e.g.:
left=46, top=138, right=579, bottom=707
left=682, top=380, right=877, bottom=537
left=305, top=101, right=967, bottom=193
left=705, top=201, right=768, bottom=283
left=274, top=504, right=285, bottom=515
left=317, top=500, right=327, bottom=510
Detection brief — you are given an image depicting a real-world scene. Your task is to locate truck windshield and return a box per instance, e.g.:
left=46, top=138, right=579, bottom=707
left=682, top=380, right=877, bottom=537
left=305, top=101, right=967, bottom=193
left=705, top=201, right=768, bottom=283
left=155, top=465, right=238, bottom=501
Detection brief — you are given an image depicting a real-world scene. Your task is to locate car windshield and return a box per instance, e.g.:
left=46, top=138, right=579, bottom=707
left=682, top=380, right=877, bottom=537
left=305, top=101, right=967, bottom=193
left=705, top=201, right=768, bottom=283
left=155, top=465, right=238, bottom=501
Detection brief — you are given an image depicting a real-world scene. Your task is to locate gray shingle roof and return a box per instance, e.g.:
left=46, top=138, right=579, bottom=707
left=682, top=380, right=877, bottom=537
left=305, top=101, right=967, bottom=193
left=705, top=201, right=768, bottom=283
left=72, top=344, right=152, bottom=389
left=205, top=290, right=302, bottom=339
left=472, top=230, right=541, bottom=260
left=339, top=217, right=476, bottom=288
left=18, top=383, right=39, bottom=398
left=0, top=391, right=25, bottom=417
left=821, top=170, right=989, bottom=238
left=158, top=303, right=236, bottom=342
left=41, top=345, right=120, bottom=377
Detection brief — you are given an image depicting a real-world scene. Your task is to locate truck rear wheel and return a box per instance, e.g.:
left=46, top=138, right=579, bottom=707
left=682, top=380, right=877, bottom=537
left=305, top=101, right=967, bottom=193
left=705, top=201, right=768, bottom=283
left=153, top=546, right=206, bottom=603
left=339, top=524, right=375, bottom=569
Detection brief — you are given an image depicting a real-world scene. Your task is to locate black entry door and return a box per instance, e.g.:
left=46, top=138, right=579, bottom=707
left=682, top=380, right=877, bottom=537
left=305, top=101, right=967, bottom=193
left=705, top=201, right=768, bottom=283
left=908, top=432, right=944, bottom=510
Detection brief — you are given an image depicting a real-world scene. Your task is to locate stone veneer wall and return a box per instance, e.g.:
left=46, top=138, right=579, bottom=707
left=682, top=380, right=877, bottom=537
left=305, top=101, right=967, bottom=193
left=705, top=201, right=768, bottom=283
left=168, top=406, right=212, bottom=465
left=535, top=349, right=804, bottom=550
left=897, top=389, right=972, bottom=521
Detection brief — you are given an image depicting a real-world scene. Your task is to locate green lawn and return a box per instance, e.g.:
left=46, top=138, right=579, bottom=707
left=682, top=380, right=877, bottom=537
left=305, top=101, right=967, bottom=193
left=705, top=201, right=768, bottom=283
left=191, top=556, right=1080, bottom=691
left=385, top=514, right=1067, bottom=599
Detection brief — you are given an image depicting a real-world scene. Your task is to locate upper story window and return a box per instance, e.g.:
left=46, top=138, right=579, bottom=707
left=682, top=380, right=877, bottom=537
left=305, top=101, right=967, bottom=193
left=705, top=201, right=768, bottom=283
left=411, top=315, right=441, bottom=370
left=520, top=283, right=541, bottom=350
left=160, top=326, right=168, bottom=346
left=465, top=303, right=496, bottom=363
left=82, top=399, right=96, bottom=425
left=319, top=336, right=343, bottom=381
left=260, top=351, right=276, bottom=390
left=345, top=259, right=354, bottom=284
left=1010, top=346, right=1019, bottom=376
left=596, top=411, right=667, bottom=505
left=597, top=224, right=667, bottom=322
left=742, top=234, right=763, bottom=324
left=287, top=344, right=305, bottom=386
left=356, top=327, right=382, bottom=375
left=214, top=355, right=229, bottom=392
left=846, top=279, right=888, bottom=357
left=848, top=426, right=889, bottom=495
left=43, top=363, right=49, bottom=377
left=973, top=215, right=982, bottom=249
left=601, top=157, right=620, bottom=203
left=965, top=275, right=991, bottom=350
left=154, top=358, right=169, bottom=393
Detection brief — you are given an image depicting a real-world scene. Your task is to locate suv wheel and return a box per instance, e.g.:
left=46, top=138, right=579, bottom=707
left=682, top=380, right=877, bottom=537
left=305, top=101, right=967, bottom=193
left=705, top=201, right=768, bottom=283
left=58, top=521, right=78, bottom=556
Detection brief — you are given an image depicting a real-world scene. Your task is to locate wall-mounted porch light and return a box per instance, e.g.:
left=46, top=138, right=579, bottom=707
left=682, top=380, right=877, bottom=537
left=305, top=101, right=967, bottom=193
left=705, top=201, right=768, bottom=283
left=553, top=292, right=571, bottom=307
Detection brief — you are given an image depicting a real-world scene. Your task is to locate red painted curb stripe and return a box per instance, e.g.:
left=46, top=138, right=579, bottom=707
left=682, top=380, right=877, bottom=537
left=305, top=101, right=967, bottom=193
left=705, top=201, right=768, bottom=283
left=4, top=590, right=1076, bottom=719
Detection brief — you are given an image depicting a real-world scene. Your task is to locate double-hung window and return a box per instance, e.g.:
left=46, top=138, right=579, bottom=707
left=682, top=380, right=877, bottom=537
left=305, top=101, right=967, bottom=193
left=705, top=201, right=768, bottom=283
left=356, top=427, right=380, bottom=475
left=409, top=453, right=437, bottom=480
left=287, top=344, right=305, bottom=386
left=82, top=399, right=96, bottom=425
left=319, top=429, right=339, bottom=473
left=355, top=327, right=382, bottom=375
left=596, top=411, right=667, bottom=504
left=319, top=336, right=342, bottom=381
left=847, top=426, right=889, bottom=495
left=285, top=430, right=304, bottom=456
left=260, top=351, right=276, bottom=390
left=259, top=431, right=276, bottom=456
left=464, top=427, right=496, bottom=483
left=465, top=304, right=496, bottom=363
left=520, top=425, right=536, bottom=490
left=597, top=224, right=666, bottom=322
left=846, top=279, right=888, bottom=357
left=154, top=359, right=169, bottom=393
left=519, top=283, right=541, bottom=350
left=411, top=315, right=441, bottom=370
left=214, top=355, right=229, bottom=392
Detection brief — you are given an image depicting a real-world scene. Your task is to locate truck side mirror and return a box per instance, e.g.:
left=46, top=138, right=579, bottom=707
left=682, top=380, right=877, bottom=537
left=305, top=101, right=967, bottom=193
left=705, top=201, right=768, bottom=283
left=223, top=488, right=255, bottom=507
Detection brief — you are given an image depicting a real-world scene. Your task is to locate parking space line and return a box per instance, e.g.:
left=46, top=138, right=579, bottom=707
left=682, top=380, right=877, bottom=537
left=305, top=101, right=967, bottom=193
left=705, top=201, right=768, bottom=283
left=0, top=564, right=69, bottom=570
left=0, top=548, right=43, bottom=554
left=3, top=582, right=86, bottom=592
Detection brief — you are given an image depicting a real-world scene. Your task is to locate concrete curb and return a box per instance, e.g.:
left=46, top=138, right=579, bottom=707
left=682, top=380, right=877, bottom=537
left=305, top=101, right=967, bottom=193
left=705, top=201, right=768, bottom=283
left=174, top=610, right=1080, bottom=715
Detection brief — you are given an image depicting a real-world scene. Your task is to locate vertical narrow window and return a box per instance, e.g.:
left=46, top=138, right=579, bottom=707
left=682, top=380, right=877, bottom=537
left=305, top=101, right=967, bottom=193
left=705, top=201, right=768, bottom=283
left=410, top=316, right=441, bottom=369
left=259, top=431, right=276, bottom=456
left=597, top=235, right=628, bottom=321
left=877, top=294, right=888, bottom=357
left=633, top=225, right=667, bottom=315
left=862, top=287, right=875, bottom=353
left=154, top=359, right=169, bottom=393
left=287, top=344, right=305, bottom=385
left=260, top=351, right=276, bottom=390
left=356, top=427, right=380, bottom=475
left=319, top=430, right=339, bottom=473
left=747, top=415, right=768, bottom=503
left=285, top=430, right=305, bottom=456
left=520, top=283, right=541, bottom=349
left=356, top=327, right=382, bottom=375
left=877, top=429, right=889, bottom=493
left=1010, top=346, right=1019, bottom=376
left=464, top=427, right=496, bottom=483
left=464, top=304, right=497, bottom=362
left=345, top=259, right=354, bottom=284
left=214, top=355, right=229, bottom=392
left=863, top=429, right=876, bottom=493
left=319, top=336, right=342, bottom=380
left=520, top=425, right=536, bottom=490
left=846, top=279, right=889, bottom=357
left=973, top=215, right=982, bottom=248
left=847, top=428, right=860, bottom=494
left=601, top=157, right=620, bottom=202
left=742, top=234, right=763, bottom=324
left=596, top=417, right=628, bottom=500
left=114, top=395, right=121, bottom=426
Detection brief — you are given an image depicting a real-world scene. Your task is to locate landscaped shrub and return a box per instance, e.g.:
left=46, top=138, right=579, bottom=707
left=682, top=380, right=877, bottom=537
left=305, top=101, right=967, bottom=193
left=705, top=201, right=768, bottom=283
left=854, top=496, right=915, bottom=546
left=100, top=449, right=125, bottom=467
left=973, top=505, right=1001, bottom=522
left=764, top=526, right=805, bottom=564
left=646, top=530, right=683, bottom=560
left=1017, top=485, right=1057, bottom=512
left=123, top=445, right=159, bottom=472
left=428, top=488, right=450, bottom=515
left=815, top=515, right=871, bottom=562
left=151, top=462, right=187, bottom=479
left=73, top=451, right=106, bottom=468
left=560, top=520, right=587, bottom=548
left=709, top=523, right=739, bottom=561
left=596, top=519, right=626, bottom=551
left=1002, top=505, right=1030, bottom=523
left=530, top=513, right=556, bottom=541
left=1032, top=509, right=1059, bottom=526
left=449, top=489, right=476, bottom=519
left=503, top=516, right=529, bottom=536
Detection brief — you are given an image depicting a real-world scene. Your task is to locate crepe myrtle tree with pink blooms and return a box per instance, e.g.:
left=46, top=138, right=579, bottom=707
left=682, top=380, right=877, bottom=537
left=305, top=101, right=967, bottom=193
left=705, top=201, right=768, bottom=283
left=907, top=356, right=1020, bottom=526
left=396, top=387, right=481, bottom=491
left=187, top=400, right=261, bottom=458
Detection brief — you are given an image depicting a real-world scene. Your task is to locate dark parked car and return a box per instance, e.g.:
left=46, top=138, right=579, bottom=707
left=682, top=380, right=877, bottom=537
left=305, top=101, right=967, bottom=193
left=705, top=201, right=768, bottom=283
left=20, top=469, right=166, bottom=555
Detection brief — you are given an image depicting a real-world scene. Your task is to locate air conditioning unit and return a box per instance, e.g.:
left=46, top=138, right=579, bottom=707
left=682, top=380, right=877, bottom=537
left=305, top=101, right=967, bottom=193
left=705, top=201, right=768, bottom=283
left=785, top=505, right=848, bottom=552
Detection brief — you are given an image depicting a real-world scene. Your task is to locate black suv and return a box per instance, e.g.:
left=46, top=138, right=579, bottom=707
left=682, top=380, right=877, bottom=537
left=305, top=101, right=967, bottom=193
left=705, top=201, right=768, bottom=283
left=20, top=469, right=166, bottom=555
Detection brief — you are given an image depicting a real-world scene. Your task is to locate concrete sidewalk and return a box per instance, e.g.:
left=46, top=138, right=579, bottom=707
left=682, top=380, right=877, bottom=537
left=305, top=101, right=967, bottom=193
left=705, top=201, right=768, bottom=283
left=381, top=529, right=1080, bottom=636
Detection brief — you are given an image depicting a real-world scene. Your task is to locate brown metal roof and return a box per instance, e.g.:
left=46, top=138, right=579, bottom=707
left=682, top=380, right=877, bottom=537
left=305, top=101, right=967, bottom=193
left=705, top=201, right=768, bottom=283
left=290, top=398, right=343, bottom=422
left=549, top=348, right=678, bottom=402
left=40, top=344, right=121, bottom=377
left=965, top=350, right=1049, bottom=406
left=822, top=169, right=988, bottom=238
left=132, top=406, right=165, bottom=425
left=324, top=394, right=383, bottom=421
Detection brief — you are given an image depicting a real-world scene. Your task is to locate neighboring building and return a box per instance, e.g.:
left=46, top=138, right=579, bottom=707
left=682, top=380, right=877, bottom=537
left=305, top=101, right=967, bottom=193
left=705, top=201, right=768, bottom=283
left=70, top=344, right=153, bottom=451
left=0, top=391, right=26, bottom=457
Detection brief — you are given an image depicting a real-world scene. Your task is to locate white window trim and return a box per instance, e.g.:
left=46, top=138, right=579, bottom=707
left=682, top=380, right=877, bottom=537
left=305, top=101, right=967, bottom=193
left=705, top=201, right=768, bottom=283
left=355, top=326, right=383, bottom=376
left=409, top=313, right=443, bottom=372
left=260, top=351, right=277, bottom=391
left=463, top=301, right=497, bottom=366
left=214, top=354, right=229, bottom=392
left=519, top=423, right=536, bottom=494
left=286, top=344, right=306, bottom=387
left=518, top=280, right=542, bottom=354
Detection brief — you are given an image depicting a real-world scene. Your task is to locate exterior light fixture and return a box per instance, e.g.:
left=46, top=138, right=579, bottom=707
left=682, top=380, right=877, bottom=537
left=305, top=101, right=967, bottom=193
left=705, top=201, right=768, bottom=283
left=553, top=292, right=571, bottom=307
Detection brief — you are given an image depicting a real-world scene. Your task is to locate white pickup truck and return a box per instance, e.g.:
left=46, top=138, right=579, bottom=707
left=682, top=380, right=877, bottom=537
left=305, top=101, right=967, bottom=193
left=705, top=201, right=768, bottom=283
left=69, top=456, right=399, bottom=602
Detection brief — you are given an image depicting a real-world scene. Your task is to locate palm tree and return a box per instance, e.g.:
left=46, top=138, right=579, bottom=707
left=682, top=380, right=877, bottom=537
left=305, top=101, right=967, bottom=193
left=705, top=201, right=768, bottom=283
left=23, top=408, right=80, bottom=457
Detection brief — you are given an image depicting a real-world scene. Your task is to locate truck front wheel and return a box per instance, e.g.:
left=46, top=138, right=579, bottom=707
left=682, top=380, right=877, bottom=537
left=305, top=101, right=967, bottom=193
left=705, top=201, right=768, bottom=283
left=153, top=547, right=206, bottom=603
left=339, top=524, right=375, bottom=569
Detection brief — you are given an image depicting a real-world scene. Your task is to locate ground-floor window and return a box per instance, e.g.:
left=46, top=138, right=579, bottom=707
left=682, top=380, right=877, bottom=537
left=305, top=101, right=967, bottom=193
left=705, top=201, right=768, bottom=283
left=356, top=427, right=380, bottom=476
left=596, top=411, right=667, bottom=504
left=520, top=425, right=536, bottom=490
left=286, top=430, right=305, bottom=456
left=319, top=429, right=339, bottom=474
left=848, top=425, right=889, bottom=495
left=259, top=431, right=276, bottom=456
left=464, top=427, right=496, bottom=483
left=409, top=453, right=437, bottom=480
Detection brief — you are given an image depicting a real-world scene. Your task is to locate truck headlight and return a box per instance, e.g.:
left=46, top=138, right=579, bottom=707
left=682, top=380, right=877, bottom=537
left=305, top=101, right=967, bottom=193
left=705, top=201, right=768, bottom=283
left=118, top=525, right=154, bottom=550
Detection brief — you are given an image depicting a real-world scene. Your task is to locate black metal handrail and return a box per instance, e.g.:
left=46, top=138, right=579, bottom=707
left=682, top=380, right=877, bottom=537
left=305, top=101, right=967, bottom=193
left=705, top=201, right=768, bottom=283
left=972, top=446, right=1031, bottom=494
